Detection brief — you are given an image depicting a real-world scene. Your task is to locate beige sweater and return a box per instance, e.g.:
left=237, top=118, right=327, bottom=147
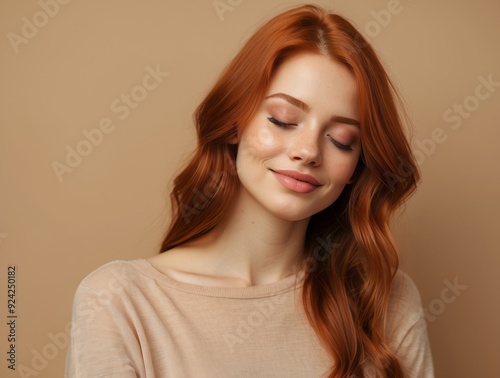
left=65, top=259, right=434, bottom=377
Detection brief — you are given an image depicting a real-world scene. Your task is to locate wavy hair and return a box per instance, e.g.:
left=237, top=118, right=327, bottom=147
left=160, top=4, right=419, bottom=377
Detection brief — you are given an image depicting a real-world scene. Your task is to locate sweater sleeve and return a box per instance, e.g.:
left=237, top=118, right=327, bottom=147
left=64, top=281, right=144, bottom=378
left=388, top=271, right=435, bottom=378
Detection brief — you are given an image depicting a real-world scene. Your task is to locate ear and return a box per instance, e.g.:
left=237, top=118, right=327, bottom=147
left=228, top=134, right=238, bottom=144
left=228, top=124, right=239, bottom=144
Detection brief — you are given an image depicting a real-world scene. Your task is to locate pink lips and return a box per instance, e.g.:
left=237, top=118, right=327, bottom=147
left=271, top=169, right=322, bottom=193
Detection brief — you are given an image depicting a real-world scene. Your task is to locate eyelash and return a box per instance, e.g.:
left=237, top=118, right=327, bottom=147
left=267, top=116, right=291, bottom=128
left=267, top=116, right=353, bottom=152
left=327, top=135, right=353, bottom=151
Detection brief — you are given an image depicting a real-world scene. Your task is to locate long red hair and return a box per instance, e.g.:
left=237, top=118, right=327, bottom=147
left=160, top=4, right=419, bottom=377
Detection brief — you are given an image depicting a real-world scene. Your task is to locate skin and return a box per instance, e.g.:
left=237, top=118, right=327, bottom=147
left=148, top=52, right=361, bottom=287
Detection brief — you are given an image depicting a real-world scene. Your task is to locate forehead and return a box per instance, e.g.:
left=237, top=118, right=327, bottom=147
left=266, top=53, right=359, bottom=116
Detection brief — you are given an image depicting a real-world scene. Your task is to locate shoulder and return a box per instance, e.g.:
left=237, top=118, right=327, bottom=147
left=72, top=259, right=150, bottom=305
left=386, top=270, right=425, bottom=336
left=388, top=270, right=423, bottom=316
left=385, top=270, right=435, bottom=375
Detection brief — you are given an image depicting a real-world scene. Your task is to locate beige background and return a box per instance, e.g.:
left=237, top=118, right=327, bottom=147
left=1, top=0, right=499, bottom=377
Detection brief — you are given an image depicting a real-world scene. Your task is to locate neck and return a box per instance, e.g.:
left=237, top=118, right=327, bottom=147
left=190, top=188, right=310, bottom=286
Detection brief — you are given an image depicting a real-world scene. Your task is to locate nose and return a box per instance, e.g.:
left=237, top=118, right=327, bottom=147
left=289, top=130, right=321, bottom=166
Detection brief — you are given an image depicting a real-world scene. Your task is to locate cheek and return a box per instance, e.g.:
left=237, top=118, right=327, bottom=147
left=256, top=125, right=275, bottom=148
left=326, top=153, right=360, bottom=182
left=237, top=122, right=283, bottom=164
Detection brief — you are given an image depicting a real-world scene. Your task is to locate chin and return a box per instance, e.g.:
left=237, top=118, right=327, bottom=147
left=266, top=204, right=325, bottom=222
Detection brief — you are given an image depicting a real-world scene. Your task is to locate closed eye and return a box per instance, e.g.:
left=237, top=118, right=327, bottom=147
left=267, top=116, right=295, bottom=128
left=327, top=134, right=353, bottom=151
left=268, top=116, right=353, bottom=151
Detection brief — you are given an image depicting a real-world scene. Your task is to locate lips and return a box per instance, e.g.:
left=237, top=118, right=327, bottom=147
left=271, top=169, right=322, bottom=193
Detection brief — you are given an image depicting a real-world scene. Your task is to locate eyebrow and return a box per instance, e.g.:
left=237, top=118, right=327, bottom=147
left=264, top=93, right=360, bottom=127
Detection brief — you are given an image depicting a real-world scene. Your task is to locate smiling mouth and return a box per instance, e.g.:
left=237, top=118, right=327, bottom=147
left=270, top=169, right=322, bottom=193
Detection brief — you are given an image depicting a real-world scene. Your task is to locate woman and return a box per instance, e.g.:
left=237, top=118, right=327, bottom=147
left=66, top=4, right=433, bottom=377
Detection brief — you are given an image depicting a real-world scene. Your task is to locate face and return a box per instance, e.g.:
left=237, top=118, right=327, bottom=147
left=234, top=52, right=361, bottom=221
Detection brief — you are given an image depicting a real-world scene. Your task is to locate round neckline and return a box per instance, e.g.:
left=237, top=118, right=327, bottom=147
left=133, top=258, right=306, bottom=298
